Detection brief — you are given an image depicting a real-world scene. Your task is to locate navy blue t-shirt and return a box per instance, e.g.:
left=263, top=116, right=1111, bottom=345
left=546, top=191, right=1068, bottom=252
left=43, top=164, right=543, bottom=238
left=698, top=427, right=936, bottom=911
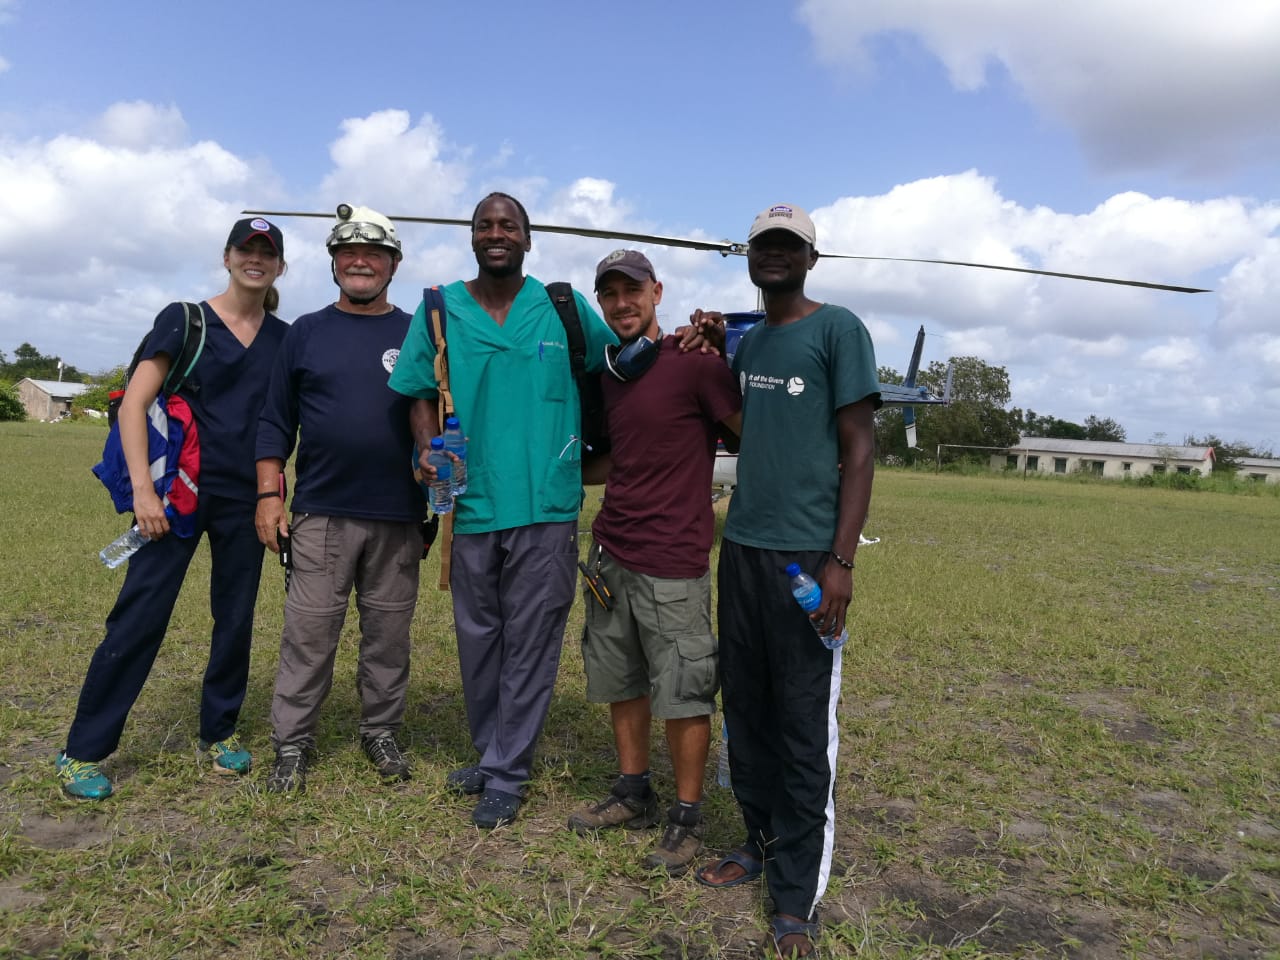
left=141, top=301, right=287, bottom=502
left=256, top=303, right=424, bottom=523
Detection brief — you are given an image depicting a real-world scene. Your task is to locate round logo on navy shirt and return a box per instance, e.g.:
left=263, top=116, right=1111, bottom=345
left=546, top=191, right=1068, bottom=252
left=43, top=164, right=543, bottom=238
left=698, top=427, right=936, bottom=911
left=382, top=348, right=399, bottom=373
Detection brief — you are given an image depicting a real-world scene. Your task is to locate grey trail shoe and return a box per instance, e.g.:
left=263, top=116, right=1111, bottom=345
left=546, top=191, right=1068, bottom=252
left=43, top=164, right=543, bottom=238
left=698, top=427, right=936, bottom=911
left=265, top=745, right=307, bottom=794
left=362, top=734, right=410, bottom=782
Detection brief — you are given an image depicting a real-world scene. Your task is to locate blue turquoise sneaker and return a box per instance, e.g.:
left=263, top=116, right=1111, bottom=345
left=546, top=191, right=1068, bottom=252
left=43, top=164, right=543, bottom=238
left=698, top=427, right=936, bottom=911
left=55, top=751, right=113, bottom=800
left=201, top=734, right=252, bottom=775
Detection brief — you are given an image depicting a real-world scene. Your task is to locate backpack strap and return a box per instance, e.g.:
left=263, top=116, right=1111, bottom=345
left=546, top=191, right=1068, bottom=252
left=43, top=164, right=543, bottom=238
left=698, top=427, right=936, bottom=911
left=161, top=302, right=206, bottom=397
left=422, top=285, right=454, bottom=590
left=546, top=282, right=587, bottom=384
left=546, top=282, right=610, bottom=454
left=110, top=301, right=206, bottom=426
left=423, top=286, right=454, bottom=420
left=123, top=339, right=149, bottom=386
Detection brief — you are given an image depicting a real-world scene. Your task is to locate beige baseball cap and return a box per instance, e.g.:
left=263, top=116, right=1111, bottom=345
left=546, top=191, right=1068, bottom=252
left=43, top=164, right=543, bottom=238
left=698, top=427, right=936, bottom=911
left=747, top=203, right=816, bottom=245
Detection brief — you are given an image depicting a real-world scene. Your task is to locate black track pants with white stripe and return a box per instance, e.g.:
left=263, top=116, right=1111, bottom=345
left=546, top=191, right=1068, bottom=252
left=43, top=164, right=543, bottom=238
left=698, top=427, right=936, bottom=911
left=717, top=538, right=841, bottom=921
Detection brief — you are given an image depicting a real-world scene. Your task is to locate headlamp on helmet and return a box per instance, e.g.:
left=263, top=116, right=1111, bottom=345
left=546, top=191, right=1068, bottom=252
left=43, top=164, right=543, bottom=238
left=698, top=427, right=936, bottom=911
left=326, top=204, right=403, bottom=260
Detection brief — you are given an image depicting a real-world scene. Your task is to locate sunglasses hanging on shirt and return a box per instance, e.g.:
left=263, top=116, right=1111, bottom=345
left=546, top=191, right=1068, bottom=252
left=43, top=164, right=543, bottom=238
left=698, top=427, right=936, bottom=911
left=604, top=335, right=661, bottom=382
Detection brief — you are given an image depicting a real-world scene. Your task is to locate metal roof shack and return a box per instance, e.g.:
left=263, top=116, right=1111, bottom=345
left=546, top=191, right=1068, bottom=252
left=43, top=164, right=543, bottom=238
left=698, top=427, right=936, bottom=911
left=16, top=378, right=91, bottom=421
left=1234, top=456, right=1280, bottom=484
left=992, top=436, right=1214, bottom=479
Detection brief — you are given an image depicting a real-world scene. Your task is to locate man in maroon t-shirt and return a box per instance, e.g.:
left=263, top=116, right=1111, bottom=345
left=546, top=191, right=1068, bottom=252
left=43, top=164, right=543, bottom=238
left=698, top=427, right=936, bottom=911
left=568, top=250, right=742, bottom=875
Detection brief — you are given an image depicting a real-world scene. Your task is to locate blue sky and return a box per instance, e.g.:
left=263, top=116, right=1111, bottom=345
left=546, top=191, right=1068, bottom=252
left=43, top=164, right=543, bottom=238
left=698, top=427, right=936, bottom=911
left=2, top=1, right=1277, bottom=448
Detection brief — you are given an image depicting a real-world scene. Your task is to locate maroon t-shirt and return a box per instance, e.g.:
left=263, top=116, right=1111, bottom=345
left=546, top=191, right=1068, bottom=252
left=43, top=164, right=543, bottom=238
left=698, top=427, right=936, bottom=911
left=592, top=335, right=742, bottom=578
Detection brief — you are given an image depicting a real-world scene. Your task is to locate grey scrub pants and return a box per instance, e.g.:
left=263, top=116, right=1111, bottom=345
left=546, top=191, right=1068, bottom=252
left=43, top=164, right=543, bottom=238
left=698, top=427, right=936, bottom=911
left=450, top=521, right=578, bottom=795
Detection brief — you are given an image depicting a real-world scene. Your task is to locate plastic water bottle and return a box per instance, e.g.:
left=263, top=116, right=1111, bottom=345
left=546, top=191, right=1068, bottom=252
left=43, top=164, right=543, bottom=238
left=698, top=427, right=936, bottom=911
left=716, top=721, right=732, bottom=789
left=785, top=563, right=848, bottom=650
left=442, top=416, right=468, bottom=496
left=426, top=437, right=453, bottom=515
left=100, top=525, right=149, bottom=569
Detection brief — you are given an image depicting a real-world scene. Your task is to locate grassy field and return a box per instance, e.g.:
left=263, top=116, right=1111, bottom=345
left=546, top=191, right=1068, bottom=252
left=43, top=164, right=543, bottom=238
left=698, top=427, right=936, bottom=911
left=1, top=420, right=1277, bottom=959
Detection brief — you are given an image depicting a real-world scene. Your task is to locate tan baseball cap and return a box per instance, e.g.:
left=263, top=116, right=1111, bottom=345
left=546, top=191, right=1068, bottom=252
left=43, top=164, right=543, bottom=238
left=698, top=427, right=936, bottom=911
left=747, top=203, right=816, bottom=245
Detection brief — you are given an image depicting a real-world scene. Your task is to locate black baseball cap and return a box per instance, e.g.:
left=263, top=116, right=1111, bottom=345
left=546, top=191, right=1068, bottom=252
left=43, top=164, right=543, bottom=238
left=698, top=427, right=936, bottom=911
left=226, top=217, right=283, bottom=255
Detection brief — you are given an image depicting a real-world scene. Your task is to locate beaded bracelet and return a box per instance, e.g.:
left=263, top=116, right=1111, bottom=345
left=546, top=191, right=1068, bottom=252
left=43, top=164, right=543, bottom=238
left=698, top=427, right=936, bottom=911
left=829, top=551, right=855, bottom=570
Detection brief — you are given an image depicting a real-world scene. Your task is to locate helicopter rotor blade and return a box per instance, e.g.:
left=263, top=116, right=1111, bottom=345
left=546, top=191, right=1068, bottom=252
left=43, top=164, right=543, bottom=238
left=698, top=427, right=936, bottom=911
left=243, top=210, right=1209, bottom=292
left=526, top=224, right=740, bottom=254
left=816, top=252, right=1210, bottom=294
left=242, top=210, right=743, bottom=255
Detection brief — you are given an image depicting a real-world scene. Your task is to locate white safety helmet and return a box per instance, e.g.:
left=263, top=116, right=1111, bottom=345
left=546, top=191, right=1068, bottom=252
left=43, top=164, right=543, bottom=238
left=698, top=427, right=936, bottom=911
left=326, top=203, right=402, bottom=260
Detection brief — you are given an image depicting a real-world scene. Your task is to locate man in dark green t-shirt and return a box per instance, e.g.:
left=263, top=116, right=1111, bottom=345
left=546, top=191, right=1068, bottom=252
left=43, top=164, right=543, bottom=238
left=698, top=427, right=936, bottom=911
left=694, top=203, right=879, bottom=960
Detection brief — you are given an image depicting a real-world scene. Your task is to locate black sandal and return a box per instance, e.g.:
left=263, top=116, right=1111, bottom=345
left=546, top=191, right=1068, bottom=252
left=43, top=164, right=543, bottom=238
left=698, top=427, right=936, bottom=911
left=694, top=847, right=764, bottom=888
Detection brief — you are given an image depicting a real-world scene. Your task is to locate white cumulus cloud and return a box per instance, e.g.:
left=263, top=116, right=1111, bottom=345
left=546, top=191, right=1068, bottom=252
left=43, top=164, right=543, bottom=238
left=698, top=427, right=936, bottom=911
left=0, top=104, right=1274, bottom=448
left=1138, top=337, right=1198, bottom=371
left=797, top=0, right=1280, bottom=175
left=319, top=110, right=469, bottom=217
left=93, top=101, right=187, bottom=150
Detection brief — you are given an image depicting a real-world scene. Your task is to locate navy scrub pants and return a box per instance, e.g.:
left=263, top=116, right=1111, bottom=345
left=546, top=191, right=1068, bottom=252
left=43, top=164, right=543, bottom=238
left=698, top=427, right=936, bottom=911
left=66, top=493, right=265, bottom=762
left=717, top=538, right=842, bottom=922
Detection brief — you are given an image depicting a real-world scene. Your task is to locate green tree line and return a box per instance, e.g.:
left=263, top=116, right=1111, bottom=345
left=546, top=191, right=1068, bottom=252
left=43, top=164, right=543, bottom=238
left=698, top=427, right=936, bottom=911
left=4, top=342, right=1276, bottom=467
left=873, top=355, right=1271, bottom=469
left=0, top=343, right=88, bottom=383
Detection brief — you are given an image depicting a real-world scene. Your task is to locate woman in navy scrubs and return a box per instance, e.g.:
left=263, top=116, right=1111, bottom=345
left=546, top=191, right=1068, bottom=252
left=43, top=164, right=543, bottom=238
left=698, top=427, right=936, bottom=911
left=57, top=217, right=289, bottom=799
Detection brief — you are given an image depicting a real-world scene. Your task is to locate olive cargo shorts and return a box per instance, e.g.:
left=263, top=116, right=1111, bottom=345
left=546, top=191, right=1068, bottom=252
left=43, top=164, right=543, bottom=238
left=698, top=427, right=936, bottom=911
left=580, top=544, right=719, bottom=719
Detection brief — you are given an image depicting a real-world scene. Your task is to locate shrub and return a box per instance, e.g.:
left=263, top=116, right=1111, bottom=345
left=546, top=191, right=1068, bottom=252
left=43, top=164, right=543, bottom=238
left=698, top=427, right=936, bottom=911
left=0, top=381, right=24, bottom=422
left=77, top=367, right=126, bottom=416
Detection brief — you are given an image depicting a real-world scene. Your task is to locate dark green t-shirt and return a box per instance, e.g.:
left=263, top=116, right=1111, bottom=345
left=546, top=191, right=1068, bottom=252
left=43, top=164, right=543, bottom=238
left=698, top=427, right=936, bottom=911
left=723, top=304, right=879, bottom=551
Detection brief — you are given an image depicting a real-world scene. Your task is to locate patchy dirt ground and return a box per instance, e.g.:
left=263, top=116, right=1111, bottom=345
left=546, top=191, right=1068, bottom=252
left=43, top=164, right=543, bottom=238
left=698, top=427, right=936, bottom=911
left=6, top=684, right=1279, bottom=960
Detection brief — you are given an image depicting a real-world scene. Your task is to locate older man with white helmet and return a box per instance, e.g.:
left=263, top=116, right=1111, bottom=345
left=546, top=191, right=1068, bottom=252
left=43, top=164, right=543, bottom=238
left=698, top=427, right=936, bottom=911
left=255, top=204, right=425, bottom=794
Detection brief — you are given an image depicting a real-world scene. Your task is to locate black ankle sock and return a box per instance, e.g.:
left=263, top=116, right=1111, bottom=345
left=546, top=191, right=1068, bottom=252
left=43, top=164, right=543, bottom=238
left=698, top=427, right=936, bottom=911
left=671, top=799, right=703, bottom=826
left=617, top=771, right=652, bottom=798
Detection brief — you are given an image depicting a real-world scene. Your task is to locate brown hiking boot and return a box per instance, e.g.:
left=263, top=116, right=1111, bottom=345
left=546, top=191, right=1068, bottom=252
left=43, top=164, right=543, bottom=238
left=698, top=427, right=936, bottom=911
left=642, top=818, right=704, bottom=875
left=567, top=786, right=660, bottom=834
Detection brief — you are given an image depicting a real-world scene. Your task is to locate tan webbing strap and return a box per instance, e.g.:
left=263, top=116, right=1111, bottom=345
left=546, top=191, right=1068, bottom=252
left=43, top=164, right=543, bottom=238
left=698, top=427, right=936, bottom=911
left=430, top=296, right=454, bottom=422
left=428, top=293, right=454, bottom=591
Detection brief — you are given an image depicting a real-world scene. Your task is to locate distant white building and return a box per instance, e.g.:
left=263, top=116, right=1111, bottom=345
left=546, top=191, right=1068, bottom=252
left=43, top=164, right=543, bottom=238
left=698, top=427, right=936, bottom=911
left=16, top=378, right=91, bottom=421
left=1234, top=457, right=1280, bottom=484
left=993, top=436, right=1214, bottom=479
